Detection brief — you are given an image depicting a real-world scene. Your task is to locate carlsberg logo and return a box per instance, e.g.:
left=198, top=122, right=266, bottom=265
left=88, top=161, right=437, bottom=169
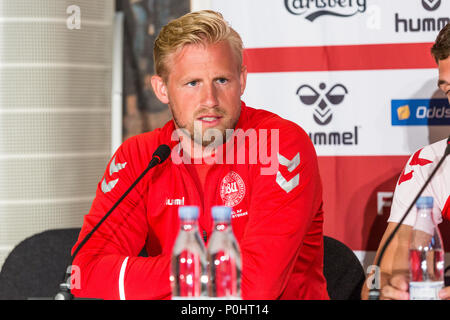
left=285, top=0, right=367, bottom=21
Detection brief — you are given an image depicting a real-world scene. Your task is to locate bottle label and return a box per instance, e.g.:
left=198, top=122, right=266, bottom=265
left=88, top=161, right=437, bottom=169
left=409, top=281, right=443, bottom=300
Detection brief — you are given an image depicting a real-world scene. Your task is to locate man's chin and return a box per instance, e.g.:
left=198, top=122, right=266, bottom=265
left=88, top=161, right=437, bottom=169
left=187, top=118, right=239, bottom=146
left=194, top=128, right=227, bottom=148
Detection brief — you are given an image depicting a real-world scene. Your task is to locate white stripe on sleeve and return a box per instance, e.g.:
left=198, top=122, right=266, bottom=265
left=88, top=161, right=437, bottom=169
left=119, top=257, right=129, bottom=300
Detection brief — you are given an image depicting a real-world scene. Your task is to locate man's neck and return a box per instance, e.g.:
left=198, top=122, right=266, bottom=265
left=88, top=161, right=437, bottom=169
left=179, top=137, right=218, bottom=165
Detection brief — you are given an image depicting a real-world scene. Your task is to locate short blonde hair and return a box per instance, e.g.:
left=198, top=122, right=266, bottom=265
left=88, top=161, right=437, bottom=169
left=153, top=10, right=243, bottom=81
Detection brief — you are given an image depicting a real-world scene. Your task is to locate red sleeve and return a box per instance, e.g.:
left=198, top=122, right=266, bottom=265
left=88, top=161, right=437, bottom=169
left=240, top=121, right=324, bottom=299
left=70, top=134, right=172, bottom=300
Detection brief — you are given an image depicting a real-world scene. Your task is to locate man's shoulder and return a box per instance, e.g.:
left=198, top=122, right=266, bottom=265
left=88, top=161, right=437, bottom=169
left=394, top=137, right=449, bottom=197
left=244, top=105, right=307, bottom=137
left=243, top=104, right=315, bottom=161
left=420, top=138, right=448, bottom=161
left=390, top=137, right=449, bottom=224
left=118, top=121, right=175, bottom=160
left=406, top=139, right=447, bottom=167
left=123, top=121, right=174, bottom=148
left=122, top=129, right=161, bottom=151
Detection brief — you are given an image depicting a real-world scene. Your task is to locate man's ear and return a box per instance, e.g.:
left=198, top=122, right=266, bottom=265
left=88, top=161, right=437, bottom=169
left=150, top=75, right=169, bottom=104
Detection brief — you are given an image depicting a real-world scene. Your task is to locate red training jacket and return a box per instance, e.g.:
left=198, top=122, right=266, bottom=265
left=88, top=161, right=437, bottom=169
left=71, top=101, right=329, bottom=300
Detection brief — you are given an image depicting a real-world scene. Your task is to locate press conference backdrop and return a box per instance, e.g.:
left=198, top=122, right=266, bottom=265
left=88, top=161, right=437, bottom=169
left=0, top=1, right=114, bottom=268
left=191, top=0, right=450, bottom=269
left=0, top=0, right=448, bottom=275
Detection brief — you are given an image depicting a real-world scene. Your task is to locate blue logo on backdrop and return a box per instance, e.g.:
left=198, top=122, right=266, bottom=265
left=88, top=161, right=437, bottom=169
left=391, top=99, right=450, bottom=126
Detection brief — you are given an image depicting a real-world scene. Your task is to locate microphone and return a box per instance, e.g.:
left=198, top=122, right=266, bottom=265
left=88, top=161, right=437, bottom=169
left=369, top=136, right=450, bottom=300
left=54, top=144, right=171, bottom=300
left=445, top=136, right=450, bottom=156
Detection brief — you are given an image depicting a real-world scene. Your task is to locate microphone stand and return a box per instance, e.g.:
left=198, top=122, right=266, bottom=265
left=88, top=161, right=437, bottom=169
left=54, top=145, right=171, bottom=300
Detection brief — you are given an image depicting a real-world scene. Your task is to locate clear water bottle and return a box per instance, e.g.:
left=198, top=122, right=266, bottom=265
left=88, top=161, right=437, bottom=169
left=170, top=206, right=208, bottom=299
left=207, top=206, right=242, bottom=299
left=409, top=196, right=445, bottom=300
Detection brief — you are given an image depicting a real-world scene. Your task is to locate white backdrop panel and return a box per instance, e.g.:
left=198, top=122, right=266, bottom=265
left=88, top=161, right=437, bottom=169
left=212, top=0, right=450, bottom=47
left=243, top=68, right=449, bottom=156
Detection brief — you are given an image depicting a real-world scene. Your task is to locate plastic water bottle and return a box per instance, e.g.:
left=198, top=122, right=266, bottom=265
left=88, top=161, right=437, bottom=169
left=207, top=206, right=242, bottom=299
left=409, top=196, right=445, bottom=300
left=170, top=206, right=208, bottom=299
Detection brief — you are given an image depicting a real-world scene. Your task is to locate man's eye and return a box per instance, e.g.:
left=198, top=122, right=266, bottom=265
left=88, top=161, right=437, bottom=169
left=186, top=81, right=197, bottom=87
left=217, top=78, right=228, bottom=84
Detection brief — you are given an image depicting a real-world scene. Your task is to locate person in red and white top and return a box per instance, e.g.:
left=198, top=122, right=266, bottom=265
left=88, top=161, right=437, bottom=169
left=362, top=22, right=450, bottom=300
left=388, top=139, right=449, bottom=227
left=70, top=10, right=329, bottom=300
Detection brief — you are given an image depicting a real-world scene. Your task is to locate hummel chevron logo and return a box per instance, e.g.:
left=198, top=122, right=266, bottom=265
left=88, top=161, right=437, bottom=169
left=109, top=157, right=127, bottom=176
left=278, top=152, right=300, bottom=172
left=315, top=108, right=331, bottom=119
left=422, top=0, right=441, bottom=11
left=398, top=148, right=432, bottom=186
left=101, top=157, right=127, bottom=193
left=101, top=178, right=119, bottom=193
left=276, top=152, right=300, bottom=193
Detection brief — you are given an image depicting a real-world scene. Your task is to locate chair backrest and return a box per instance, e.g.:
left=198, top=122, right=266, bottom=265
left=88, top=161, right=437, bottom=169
left=323, top=235, right=365, bottom=300
left=0, top=228, right=81, bottom=300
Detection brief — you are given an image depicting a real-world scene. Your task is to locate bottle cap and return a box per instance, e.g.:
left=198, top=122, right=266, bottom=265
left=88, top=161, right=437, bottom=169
left=211, top=206, right=232, bottom=222
left=178, top=206, right=199, bottom=220
left=416, top=196, right=433, bottom=209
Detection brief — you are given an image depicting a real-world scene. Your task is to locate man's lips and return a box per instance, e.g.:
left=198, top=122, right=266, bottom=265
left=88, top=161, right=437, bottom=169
left=196, top=115, right=223, bottom=125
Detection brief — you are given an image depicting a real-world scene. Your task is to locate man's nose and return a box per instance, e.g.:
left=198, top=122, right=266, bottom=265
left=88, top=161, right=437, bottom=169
left=201, top=82, right=219, bottom=107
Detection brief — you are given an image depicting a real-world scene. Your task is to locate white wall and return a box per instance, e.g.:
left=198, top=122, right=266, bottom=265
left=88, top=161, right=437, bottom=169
left=0, top=0, right=115, bottom=269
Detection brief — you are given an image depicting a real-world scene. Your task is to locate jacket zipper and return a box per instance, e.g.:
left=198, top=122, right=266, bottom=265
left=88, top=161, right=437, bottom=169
left=178, top=161, right=208, bottom=245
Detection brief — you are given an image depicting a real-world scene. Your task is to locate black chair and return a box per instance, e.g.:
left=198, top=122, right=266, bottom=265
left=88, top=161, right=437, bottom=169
left=0, top=228, right=81, bottom=300
left=323, top=235, right=365, bottom=300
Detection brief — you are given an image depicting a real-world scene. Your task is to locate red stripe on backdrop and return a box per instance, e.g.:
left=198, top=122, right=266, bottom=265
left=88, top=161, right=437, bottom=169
left=243, top=42, right=436, bottom=73
left=318, top=155, right=450, bottom=252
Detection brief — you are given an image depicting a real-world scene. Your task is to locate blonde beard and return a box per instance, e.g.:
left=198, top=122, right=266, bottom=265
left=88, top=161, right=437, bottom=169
left=171, top=110, right=240, bottom=148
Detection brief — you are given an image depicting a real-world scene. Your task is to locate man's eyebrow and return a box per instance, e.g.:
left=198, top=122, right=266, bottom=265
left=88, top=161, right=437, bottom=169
left=438, top=79, right=448, bottom=87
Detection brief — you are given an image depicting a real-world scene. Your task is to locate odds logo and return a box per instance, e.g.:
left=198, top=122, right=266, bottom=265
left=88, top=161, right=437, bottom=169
left=397, top=105, right=411, bottom=121
left=220, top=171, right=246, bottom=207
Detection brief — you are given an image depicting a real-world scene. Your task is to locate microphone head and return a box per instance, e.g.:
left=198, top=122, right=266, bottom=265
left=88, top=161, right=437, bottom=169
left=152, top=144, right=171, bottom=164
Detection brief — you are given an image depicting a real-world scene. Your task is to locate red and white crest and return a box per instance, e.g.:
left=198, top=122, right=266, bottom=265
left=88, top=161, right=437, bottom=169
left=220, top=171, right=246, bottom=207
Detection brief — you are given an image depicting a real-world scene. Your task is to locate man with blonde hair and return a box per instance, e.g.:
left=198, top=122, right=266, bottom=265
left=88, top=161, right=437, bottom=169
left=71, top=10, right=328, bottom=300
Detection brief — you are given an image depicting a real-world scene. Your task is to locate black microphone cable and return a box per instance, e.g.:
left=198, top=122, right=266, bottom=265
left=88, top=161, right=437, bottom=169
left=368, top=136, right=450, bottom=300
left=54, top=144, right=171, bottom=300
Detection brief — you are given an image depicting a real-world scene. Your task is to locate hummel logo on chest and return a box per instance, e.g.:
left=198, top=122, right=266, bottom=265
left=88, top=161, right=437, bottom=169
left=165, top=197, right=185, bottom=206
